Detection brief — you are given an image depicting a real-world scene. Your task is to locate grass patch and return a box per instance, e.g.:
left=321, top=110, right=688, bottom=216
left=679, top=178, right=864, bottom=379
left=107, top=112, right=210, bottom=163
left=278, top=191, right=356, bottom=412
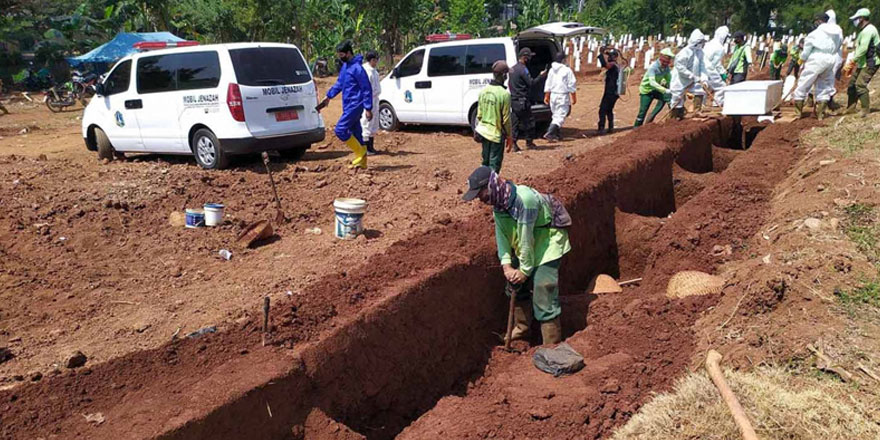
left=611, top=367, right=880, bottom=440
left=835, top=278, right=880, bottom=308
left=803, top=116, right=880, bottom=154
left=843, top=203, right=879, bottom=262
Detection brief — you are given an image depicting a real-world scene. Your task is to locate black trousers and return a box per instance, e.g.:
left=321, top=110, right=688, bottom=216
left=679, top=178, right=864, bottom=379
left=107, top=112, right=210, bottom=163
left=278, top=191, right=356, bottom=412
left=511, top=98, right=535, bottom=142
left=730, top=72, right=748, bottom=85
left=785, top=62, right=800, bottom=78
left=598, top=93, right=619, bottom=130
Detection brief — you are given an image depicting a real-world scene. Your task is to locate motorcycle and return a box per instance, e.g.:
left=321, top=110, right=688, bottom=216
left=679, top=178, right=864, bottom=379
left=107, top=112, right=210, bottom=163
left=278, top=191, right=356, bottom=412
left=313, top=57, right=331, bottom=78
left=71, top=70, right=98, bottom=105
left=44, top=81, right=77, bottom=113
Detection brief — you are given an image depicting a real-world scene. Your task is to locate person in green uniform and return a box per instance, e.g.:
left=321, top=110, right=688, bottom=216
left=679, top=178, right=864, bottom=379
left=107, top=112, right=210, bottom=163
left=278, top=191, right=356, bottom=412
left=728, top=31, right=753, bottom=84
left=634, top=48, right=674, bottom=127
left=786, top=40, right=804, bottom=77
left=474, top=61, right=513, bottom=172
left=769, top=43, right=788, bottom=80
left=462, top=166, right=572, bottom=346
left=846, top=8, right=880, bottom=117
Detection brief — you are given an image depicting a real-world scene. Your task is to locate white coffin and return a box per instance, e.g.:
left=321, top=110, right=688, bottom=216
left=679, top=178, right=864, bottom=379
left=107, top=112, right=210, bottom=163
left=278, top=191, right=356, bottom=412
left=722, top=80, right=784, bottom=116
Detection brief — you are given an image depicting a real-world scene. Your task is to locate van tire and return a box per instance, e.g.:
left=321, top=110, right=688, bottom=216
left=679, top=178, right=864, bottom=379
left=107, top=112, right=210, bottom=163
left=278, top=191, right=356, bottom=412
left=192, top=128, right=229, bottom=170
left=95, top=128, right=116, bottom=161
left=468, top=105, right=478, bottom=132
left=279, top=146, right=308, bottom=161
left=378, top=102, right=399, bottom=131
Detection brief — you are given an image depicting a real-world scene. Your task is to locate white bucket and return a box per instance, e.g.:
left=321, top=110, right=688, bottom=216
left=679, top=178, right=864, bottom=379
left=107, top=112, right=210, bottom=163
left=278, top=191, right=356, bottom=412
left=203, top=203, right=225, bottom=227
left=333, top=198, right=367, bottom=239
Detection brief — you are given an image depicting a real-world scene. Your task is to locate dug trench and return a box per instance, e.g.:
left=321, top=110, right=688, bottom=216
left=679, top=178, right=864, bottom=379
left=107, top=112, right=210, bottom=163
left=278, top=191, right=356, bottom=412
left=0, top=117, right=814, bottom=440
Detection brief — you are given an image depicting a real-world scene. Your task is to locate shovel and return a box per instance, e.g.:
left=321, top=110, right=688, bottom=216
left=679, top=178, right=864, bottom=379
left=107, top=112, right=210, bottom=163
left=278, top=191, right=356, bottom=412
left=261, top=152, right=286, bottom=224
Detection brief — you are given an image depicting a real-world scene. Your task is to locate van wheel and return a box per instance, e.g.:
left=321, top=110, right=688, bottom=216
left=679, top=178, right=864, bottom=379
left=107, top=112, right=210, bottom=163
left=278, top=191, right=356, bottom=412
left=192, top=128, right=229, bottom=170
left=95, top=128, right=117, bottom=161
left=279, top=146, right=308, bottom=161
left=378, top=102, right=399, bottom=131
left=468, top=105, right=478, bottom=132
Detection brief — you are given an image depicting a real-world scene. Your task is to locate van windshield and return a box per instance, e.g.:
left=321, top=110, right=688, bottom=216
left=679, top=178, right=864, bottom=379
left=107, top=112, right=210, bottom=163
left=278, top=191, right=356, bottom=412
left=229, top=47, right=311, bottom=86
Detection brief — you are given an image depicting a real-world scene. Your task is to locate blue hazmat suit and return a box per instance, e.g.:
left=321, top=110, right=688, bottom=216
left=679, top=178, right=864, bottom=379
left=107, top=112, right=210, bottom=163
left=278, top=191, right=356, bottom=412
left=326, top=54, right=373, bottom=144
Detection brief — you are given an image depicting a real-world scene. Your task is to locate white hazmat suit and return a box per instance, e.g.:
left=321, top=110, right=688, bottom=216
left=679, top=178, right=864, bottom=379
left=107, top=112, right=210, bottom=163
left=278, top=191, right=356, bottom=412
left=703, top=26, right=729, bottom=106
left=360, top=61, right=381, bottom=141
left=671, top=29, right=708, bottom=109
left=794, top=22, right=840, bottom=103
left=827, top=10, right=845, bottom=76
left=544, top=61, right=577, bottom=127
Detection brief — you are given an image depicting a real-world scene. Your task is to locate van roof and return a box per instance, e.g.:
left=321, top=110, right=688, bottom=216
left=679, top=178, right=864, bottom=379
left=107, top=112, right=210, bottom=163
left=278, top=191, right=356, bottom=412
left=122, top=42, right=303, bottom=60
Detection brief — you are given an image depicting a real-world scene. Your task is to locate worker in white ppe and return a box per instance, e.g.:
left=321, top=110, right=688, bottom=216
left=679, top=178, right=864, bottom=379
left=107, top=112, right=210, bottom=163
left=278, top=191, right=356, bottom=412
left=824, top=9, right=845, bottom=112
left=670, top=29, right=709, bottom=120
left=542, top=51, right=577, bottom=141
left=793, top=12, right=839, bottom=120
left=703, top=26, right=730, bottom=106
left=360, top=50, right=382, bottom=155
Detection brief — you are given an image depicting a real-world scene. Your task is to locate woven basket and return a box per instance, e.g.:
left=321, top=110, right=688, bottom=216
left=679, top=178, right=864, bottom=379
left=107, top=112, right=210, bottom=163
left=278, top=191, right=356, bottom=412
left=587, top=274, right=622, bottom=294
left=666, top=271, right=724, bottom=299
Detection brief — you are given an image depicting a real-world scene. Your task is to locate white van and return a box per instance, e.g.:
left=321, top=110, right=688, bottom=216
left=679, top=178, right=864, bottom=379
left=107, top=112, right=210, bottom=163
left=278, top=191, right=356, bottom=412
left=82, top=42, right=325, bottom=169
left=377, top=23, right=604, bottom=132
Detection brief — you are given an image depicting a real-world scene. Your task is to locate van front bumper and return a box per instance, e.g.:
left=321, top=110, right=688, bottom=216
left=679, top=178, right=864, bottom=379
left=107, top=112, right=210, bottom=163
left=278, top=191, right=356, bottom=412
left=219, top=128, right=326, bottom=154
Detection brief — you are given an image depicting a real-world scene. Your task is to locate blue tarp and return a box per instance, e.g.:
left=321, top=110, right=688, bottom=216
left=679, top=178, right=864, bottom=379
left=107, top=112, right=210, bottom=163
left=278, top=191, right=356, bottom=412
left=66, top=32, right=185, bottom=68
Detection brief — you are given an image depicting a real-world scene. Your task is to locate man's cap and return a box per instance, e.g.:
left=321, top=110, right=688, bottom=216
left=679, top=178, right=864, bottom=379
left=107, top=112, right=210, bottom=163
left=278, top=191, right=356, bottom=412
left=365, top=50, right=379, bottom=61
left=660, top=48, right=675, bottom=58
left=606, top=49, right=619, bottom=57
left=815, top=12, right=830, bottom=22
left=336, top=40, right=353, bottom=53
left=462, top=166, right=492, bottom=201
left=850, top=8, right=870, bottom=20
left=733, top=31, right=746, bottom=40
left=518, top=48, right=535, bottom=58
left=492, top=60, right=510, bottom=75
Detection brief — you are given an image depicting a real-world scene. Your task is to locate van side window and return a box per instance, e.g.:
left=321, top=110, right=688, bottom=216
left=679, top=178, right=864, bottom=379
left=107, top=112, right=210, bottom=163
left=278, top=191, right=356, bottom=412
left=397, top=49, right=424, bottom=77
left=465, top=44, right=506, bottom=74
left=428, top=46, right=465, bottom=77
left=103, top=60, right=131, bottom=95
left=137, top=51, right=221, bottom=94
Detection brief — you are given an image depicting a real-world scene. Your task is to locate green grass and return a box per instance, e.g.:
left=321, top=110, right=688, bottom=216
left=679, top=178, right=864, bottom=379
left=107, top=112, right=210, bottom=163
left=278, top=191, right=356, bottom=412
left=802, top=116, right=880, bottom=154
left=843, top=203, right=879, bottom=262
left=835, top=278, right=880, bottom=308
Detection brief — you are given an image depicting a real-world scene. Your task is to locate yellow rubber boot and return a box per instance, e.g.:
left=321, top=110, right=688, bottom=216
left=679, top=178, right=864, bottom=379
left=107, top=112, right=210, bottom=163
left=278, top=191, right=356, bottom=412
left=344, top=137, right=368, bottom=169
left=508, top=301, right=533, bottom=341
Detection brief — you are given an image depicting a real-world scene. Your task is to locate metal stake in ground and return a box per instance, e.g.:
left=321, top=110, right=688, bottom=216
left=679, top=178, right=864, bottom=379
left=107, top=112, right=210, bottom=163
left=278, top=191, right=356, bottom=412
left=261, top=152, right=286, bottom=224
left=262, top=296, right=270, bottom=346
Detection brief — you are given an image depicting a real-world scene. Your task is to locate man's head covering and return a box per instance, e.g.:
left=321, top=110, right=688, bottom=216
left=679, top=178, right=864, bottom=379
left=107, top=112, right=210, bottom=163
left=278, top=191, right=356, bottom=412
left=605, top=49, right=619, bottom=59
left=336, top=40, right=353, bottom=53
left=713, top=26, right=730, bottom=43
left=688, top=29, right=706, bottom=47
left=733, top=31, right=746, bottom=42
left=492, top=60, right=510, bottom=75
left=826, top=9, right=838, bottom=25
left=462, top=166, right=493, bottom=201
left=365, top=50, right=378, bottom=62
left=660, top=48, right=675, bottom=58
left=850, top=8, right=870, bottom=20
left=554, top=51, right=566, bottom=63
left=518, top=48, right=535, bottom=59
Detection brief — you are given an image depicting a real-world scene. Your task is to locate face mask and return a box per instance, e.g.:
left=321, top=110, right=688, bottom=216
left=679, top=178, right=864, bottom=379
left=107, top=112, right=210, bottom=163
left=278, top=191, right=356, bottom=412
left=338, top=54, right=349, bottom=64
left=853, top=19, right=861, bottom=27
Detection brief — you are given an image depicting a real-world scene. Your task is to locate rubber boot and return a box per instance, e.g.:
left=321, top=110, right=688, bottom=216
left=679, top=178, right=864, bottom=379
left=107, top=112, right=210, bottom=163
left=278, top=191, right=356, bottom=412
left=525, top=139, right=537, bottom=149
left=827, top=97, right=841, bottom=115
left=815, top=102, right=827, bottom=120
left=508, top=301, right=533, bottom=341
left=540, top=317, right=562, bottom=345
left=693, top=95, right=704, bottom=115
left=543, top=124, right=560, bottom=141
left=365, top=138, right=377, bottom=156
left=805, top=94, right=814, bottom=109
left=608, top=119, right=614, bottom=134
left=794, top=100, right=804, bottom=119
left=344, top=137, right=367, bottom=169
left=859, top=94, right=871, bottom=118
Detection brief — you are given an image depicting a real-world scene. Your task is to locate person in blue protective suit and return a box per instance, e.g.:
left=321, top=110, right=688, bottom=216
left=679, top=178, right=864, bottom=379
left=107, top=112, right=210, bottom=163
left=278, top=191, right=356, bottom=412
left=316, top=40, right=373, bottom=169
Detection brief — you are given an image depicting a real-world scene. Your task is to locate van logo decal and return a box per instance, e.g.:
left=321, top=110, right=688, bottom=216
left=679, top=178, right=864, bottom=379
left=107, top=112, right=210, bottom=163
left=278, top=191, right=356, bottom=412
left=262, top=85, right=303, bottom=96
left=115, top=111, right=125, bottom=127
left=404, top=90, right=413, bottom=103
left=183, top=94, right=220, bottom=108
left=468, top=78, right=492, bottom=89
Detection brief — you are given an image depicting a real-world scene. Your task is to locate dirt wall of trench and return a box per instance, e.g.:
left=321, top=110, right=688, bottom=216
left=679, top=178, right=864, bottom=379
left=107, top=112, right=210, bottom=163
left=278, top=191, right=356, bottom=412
left=1, top=118, right=732, bottom=440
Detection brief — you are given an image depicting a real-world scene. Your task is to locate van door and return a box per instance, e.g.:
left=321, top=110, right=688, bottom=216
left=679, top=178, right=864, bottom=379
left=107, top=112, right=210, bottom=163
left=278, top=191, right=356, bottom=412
left=95, top=60, right=143, bottom=151
left=136, top=53, right=188, bottom=152
left=462, top=43, right=508, bottom=123
left=424, top=45, right=466, bottom=124
left=387, top=49, right=427, bottom=123
left=228, top=46, right=321, bottom=138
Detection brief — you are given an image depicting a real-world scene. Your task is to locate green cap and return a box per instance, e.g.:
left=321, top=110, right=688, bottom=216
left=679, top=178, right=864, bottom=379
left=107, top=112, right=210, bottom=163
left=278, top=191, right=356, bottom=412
left=850, top=8, right=870, bottom=20
left=660, top=48, right=675, bottom=58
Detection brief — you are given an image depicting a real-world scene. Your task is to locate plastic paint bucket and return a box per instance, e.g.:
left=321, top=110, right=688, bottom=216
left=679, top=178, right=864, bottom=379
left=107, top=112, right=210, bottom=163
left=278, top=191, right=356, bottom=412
left=203, top=203, right=225, bottom=227
left=185, top=209, right=205, bottom=228
left=333, top=198, right=367, bottom=239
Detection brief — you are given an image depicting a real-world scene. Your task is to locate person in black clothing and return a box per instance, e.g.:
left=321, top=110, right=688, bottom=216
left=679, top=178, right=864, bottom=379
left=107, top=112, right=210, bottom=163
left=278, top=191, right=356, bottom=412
left=598, top=47, right=620, bottom=134
left=508, top=48, right=547, bottom=151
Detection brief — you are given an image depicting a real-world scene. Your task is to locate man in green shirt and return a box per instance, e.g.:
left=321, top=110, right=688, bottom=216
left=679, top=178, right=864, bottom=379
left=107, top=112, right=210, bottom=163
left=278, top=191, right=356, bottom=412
left=462, top=166, right=572, bottom=345
left=786, top=40, right=804, bottom=77
left=728, top=31, right=753, bottom=84
left=769, top=43, right=788, bottom=80
left=846, top=8, right=880, bottom=117
left=634, top=48, right=674, bottom=127
left=475, top=61, right=513, bottom=172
